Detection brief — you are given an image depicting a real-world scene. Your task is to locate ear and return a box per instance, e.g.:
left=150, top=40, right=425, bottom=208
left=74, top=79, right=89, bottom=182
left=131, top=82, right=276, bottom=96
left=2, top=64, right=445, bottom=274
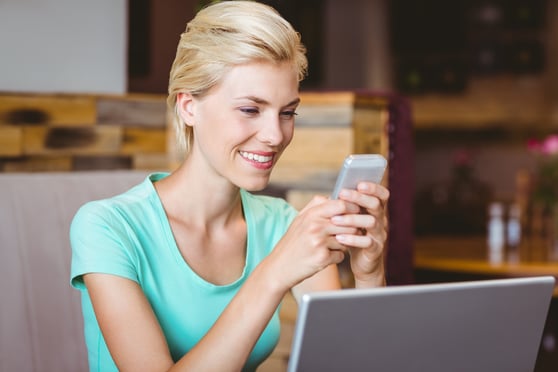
left=176, top=92, right=196, bottom=126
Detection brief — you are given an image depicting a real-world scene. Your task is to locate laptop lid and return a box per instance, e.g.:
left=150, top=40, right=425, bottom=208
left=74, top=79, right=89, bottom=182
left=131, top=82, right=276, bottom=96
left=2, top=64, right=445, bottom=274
left=287, top=276, right=555, bottom=372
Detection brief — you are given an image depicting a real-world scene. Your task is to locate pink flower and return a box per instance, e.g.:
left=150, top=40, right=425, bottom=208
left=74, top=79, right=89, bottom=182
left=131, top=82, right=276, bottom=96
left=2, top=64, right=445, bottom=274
left=527, top=135, right=558, bottom=156
left=542, top=135, right=558, bottom=155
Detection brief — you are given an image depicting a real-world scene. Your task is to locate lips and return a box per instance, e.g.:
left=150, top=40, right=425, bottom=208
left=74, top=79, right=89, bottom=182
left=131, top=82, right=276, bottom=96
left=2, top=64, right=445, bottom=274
left=239, top=151, right=273, bottom=163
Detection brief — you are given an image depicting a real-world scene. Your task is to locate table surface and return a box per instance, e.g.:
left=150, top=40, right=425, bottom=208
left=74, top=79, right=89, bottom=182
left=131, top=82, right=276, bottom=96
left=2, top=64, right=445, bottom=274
left=414, top=236, right=558, bottom=295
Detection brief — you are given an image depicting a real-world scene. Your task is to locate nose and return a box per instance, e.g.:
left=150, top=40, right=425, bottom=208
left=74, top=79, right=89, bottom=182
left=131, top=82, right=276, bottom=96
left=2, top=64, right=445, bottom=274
left=257, top=115, right=285, bottom=146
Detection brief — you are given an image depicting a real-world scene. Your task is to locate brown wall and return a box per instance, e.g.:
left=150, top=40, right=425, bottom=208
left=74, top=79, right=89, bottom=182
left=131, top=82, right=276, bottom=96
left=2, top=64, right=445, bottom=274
left=127, top=0, right=392, bottom=93
left=128, top=1, right=197, bottom=93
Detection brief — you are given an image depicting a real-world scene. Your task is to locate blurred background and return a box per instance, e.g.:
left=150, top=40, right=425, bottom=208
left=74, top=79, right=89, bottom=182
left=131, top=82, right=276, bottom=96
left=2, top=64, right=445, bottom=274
left=3, top=0, right=556, bottom=236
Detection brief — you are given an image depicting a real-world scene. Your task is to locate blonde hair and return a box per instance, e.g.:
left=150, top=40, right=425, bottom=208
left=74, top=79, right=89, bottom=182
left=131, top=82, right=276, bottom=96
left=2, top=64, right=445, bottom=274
left=167, top=0, right=308, bottom=154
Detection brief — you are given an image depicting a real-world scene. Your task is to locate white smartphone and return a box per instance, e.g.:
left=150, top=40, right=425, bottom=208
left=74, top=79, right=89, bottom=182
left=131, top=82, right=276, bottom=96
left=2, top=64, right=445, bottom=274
left=331, top=154, right=387, bottom=199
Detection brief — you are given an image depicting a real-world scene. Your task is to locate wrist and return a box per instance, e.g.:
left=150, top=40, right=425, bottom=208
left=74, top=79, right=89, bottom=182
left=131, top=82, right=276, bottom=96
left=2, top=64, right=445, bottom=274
left=252, top=256, right=292, bottom=298
left=353, top=267, right=386, bottom=288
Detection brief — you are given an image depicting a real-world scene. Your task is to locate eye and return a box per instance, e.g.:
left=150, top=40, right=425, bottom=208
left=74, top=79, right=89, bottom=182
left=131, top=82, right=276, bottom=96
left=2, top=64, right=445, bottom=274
left=280, top=110, right=298, bottom=120
left=240, top=107, right=260, bottom=116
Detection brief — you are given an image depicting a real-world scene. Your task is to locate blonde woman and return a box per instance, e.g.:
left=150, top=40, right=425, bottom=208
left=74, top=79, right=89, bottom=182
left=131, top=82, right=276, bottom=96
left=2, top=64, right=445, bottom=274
left=70, top=1, right=389, bottom=371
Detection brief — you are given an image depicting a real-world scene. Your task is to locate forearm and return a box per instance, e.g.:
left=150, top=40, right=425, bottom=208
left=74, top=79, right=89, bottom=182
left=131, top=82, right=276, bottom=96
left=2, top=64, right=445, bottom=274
left=172, top=260, right=288, bottom=371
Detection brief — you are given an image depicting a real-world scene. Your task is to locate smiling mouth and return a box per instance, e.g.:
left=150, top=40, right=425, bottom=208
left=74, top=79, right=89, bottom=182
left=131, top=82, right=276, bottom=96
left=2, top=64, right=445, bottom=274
left=239, top=151, right=273, bottom=163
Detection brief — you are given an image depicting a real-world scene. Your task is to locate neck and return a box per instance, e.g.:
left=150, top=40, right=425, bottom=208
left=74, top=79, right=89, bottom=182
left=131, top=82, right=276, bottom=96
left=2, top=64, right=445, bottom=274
left=154, top=159, right=243, bottom=231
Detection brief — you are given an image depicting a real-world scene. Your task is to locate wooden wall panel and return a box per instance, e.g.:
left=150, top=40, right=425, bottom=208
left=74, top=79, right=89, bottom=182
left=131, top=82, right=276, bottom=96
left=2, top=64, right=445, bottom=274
left=0, top=126, right=23, bottom=156
left=132, top=153, right=169, bottom=171
left=353, top=100, right=389, bottom=156
left=97, top=95, right=167, bottom=127
left=2, top=156, right=73, bottom=172
left=0, top=95, right=96, bottom=126
left=1, top=92, right=388, bottom=176
left=0, top=93, right=169, bottom=172
left=122, top=128, right=166, bottom=154
left=23, top=126, right=123, bottom=156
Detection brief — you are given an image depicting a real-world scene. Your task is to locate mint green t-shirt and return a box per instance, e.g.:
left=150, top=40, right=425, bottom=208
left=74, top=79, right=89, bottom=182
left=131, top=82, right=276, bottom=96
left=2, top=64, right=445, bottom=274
left=70, top=173, right=298, bottom=372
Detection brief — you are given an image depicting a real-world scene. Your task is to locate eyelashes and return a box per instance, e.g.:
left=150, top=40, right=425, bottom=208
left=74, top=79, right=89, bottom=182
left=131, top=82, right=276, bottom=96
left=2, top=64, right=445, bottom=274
left=280, top=111, right=298, bottom=119
left=239, top=107, right=298, bottom=119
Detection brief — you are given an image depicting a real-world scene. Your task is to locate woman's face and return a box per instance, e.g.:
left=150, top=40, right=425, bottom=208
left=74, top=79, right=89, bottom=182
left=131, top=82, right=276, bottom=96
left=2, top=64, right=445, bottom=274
left=182, top=61, right=300, bottom=191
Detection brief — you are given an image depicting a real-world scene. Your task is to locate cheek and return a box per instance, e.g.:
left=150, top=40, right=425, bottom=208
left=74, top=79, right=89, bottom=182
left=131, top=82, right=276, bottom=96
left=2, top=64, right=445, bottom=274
left=198, top=111, right=236, bottom=139
left=282, top=123, right=295, bottom=147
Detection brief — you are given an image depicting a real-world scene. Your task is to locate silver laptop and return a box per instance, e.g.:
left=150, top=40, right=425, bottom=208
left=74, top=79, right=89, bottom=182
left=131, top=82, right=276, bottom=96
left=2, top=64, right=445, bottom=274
left=287, top=276, right=555, bottom=372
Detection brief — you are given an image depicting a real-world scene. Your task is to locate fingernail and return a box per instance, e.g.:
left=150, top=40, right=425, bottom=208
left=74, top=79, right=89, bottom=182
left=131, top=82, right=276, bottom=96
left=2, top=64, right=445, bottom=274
left=339, top=189, right=350, bottom=198
left=336, top=234, right=348, bottom=243
left=358, top=183, right=370, bottom=191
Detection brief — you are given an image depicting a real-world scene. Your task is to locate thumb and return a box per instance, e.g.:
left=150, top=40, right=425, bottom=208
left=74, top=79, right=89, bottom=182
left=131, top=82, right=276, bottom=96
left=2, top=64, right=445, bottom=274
left=298, top=194, right=328, bottom=214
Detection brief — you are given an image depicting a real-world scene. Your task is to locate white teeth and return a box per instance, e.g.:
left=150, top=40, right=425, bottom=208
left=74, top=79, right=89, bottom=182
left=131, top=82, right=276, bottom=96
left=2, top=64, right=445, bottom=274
left=239, top=151, right=272, bottom=163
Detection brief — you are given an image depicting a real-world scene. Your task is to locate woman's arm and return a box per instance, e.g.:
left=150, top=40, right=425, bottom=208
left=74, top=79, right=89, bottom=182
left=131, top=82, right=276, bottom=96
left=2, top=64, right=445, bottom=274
left=85, top=258, right=288, bottom=372
left=84, top=274, right=175, bottom=371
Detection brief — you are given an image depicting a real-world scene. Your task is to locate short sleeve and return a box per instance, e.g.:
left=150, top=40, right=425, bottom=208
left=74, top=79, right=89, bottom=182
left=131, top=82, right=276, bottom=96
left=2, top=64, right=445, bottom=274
left=70, top=201, right=139, bottom=290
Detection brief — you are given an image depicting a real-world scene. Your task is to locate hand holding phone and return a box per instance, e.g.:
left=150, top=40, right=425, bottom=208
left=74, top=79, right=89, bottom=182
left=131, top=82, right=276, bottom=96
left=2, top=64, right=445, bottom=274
left=331, top=154, right=387, bottom=199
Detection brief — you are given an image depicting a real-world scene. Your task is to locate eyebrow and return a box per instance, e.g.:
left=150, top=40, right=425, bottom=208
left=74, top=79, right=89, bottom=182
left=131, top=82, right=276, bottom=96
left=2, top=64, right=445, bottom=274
left=236, top=96, right=301, bottom=107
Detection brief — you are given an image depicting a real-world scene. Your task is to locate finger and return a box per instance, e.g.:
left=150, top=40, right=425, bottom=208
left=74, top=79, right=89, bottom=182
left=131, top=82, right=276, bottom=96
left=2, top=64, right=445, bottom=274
left=329, top=249, right=346, bottom=265
left=327, top=198, right=361, bottom=217
left=357, top=183, right=389, bottom=212
left=337, top=189, right=384, bottom=214
left=298, top=194, right=329, bottom=214
left=331, top=214, right=375, bottom=230
left=336, top=217, right=387, bottom=246
left=357, top=182, right=390, bottom=201
left=327, top=235, right=351, bottom=251
left=335, top=233, right=373, bottom=248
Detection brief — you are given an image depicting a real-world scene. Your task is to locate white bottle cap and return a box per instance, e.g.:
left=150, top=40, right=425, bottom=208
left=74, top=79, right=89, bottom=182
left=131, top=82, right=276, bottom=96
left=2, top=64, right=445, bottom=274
left=489, top=202, right=504, bottom=217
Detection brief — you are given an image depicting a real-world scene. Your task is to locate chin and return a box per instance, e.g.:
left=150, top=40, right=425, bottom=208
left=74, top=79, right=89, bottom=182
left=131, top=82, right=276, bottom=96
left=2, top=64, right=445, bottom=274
left=243, top=183, right=268, bottom=193
left=240, top=177, right=271, bottom=192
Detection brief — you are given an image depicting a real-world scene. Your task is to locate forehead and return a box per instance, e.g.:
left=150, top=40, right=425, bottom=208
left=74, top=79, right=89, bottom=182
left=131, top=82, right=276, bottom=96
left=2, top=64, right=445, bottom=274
left=214, top=61, right=299, bottom=100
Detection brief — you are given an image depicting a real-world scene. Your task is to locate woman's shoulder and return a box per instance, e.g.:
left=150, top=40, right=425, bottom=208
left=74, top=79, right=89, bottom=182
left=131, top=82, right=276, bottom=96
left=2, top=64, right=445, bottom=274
left=72, top=173, right=163, bottom=226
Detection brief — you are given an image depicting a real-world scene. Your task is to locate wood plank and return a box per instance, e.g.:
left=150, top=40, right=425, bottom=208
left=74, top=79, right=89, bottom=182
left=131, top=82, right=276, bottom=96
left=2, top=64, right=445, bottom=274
left=297, top=91, right=354, bottom=127
left=97, top=95, right=167, bottom=127
left=0, top=94, right=96, bottom=126
left=0, top=126, right=23, bottom=156
left=132, top=153, right=170, bottom=171
left=2, top=156, right=72, bottom=172
left=278, top=127, right=352, bottom=168
left=353, top=103, right=389, bottom=156
left=299, top=91, right=355, bottom=105
left=296, top=103, right=352, bottom=127
left=23, top=126, right=122, bottom=155
left=72, top=156, right=132, bottom=171
left=121, top=128, right=166, bottom=154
